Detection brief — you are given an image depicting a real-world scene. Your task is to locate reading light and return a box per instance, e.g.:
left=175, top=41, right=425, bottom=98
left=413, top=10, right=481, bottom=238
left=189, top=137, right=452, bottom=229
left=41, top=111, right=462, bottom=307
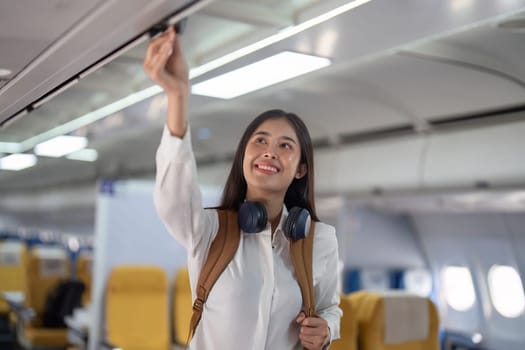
left=34, top=135, right=87, bottom=157
left=0, top=68, right=12, bottom=77
left=192, top=51, right=331, bottom=99
left=0, top=154, right=37, bottom=171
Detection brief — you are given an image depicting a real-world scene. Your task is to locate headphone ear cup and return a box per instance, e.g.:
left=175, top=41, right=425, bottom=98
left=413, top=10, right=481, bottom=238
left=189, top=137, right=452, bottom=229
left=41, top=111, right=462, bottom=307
left=238, top=202, right=267, bottom=233
left=284, top=207, right=311, bottom=241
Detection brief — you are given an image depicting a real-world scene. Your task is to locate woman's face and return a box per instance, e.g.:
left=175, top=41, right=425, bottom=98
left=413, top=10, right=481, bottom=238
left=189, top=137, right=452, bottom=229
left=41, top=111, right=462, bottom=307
left=243, top=118, right=306, bottom=199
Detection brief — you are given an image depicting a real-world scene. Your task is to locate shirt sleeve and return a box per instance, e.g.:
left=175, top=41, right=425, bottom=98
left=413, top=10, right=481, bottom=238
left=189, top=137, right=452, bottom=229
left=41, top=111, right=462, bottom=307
left=314, top=223, right=343, bottom=344
left=153, top=125, right=218, bottom=254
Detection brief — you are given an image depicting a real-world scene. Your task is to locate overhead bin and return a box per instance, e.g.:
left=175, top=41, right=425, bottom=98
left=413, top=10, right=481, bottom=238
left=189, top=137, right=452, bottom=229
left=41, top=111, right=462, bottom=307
left=422, top=118, right=525, bottom=189
left=0, top=0, right=205, bottom=126
left=314, top=136, right=426, bottom=195
left=195, top=134, right=425, bottom=195
left=203, top=117, right=525, bottom=195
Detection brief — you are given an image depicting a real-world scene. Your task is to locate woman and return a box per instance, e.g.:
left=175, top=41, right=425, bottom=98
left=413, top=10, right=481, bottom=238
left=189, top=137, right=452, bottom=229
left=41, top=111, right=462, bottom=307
left=145, top=26, right=342, bottom=350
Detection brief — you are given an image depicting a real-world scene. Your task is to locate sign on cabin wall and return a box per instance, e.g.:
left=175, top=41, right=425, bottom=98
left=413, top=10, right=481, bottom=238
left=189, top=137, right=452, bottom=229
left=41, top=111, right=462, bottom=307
left=0, top=252, right=20, bottom=266
left=40, top=258, right=67, bottom=277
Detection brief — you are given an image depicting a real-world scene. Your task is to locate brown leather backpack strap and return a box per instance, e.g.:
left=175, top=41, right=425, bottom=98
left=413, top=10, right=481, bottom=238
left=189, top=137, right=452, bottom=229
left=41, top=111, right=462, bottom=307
left=289, top=221, right=317, bottom=318
left=187, top=210, right=240, bottom=343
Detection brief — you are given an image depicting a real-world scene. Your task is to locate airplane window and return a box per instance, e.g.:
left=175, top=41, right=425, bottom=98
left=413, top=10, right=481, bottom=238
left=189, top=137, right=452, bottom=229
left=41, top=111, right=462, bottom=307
left=488, top=265, right=525, bottom=318
left=361, top=269, right=390, bottom=291
left=442, top=266, right=476, bottom=312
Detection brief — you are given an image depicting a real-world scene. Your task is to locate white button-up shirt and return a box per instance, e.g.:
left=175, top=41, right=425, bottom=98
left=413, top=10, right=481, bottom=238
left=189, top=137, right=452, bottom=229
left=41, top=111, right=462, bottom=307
left=154, top=126, right=342, bottom=349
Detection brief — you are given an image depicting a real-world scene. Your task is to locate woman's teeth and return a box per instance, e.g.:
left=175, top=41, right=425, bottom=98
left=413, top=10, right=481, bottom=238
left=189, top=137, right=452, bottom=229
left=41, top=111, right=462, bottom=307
left=258, top=165, right=278, bottom=172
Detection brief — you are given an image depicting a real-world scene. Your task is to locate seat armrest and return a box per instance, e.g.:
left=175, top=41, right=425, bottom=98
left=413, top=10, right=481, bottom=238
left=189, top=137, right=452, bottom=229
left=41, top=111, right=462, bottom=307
left=67, top=323, right=89, bottom=344
left=5, top=300, right=35, bottom=323
left=442, top=330, right=491, bottom=350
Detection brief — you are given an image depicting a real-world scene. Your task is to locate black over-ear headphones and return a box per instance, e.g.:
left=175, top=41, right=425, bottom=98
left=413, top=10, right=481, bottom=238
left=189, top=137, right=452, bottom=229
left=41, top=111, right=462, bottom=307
left=237, top=201, right=311, bottom=240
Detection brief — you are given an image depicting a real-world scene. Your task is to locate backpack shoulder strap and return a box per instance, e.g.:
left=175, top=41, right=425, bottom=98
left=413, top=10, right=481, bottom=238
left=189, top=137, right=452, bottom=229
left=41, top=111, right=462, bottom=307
left=289, top=221, right=317, bottom=317
left=187, top=209, right=240, bottom=342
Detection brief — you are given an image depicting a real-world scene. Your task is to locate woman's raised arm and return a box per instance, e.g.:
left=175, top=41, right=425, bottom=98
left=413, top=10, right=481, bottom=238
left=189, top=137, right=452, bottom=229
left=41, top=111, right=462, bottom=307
left=146, top=27, right=218, bottom=252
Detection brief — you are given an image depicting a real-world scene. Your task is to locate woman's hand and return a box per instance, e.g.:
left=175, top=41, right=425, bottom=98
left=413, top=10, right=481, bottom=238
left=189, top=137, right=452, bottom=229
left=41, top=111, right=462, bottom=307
left=296, top=312, right=331, bottom=350
left=143, top=26, right=189, bottom=137
left=143, top=26, right=189, bottom=98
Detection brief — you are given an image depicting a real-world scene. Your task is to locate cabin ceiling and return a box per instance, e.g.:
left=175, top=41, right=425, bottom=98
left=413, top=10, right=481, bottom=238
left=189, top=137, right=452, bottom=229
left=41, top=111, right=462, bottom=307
left=1, top=0, right=525, bottom=213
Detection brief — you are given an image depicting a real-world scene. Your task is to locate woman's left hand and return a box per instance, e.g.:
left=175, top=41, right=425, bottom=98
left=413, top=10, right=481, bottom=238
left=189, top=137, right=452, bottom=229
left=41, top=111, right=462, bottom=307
left=296, top=312, right=330, bottom=350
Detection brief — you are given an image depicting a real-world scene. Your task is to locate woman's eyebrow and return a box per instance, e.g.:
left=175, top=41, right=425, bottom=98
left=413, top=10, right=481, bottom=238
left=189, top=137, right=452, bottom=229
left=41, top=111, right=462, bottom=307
left=281, top=135, right=297, bottom=144
left=254, top=131, right=297, bottom=144
left=254, top=131, right=270, bottom=137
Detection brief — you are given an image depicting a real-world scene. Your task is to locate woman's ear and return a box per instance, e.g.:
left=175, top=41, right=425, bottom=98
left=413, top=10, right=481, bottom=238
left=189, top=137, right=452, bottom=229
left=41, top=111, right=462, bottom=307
left=295, top=163, right=307, bottom=179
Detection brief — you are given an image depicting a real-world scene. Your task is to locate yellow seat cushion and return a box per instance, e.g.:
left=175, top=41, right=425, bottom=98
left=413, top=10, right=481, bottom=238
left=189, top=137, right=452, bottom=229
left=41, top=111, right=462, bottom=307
left=24, top=327, right=69, bottom=347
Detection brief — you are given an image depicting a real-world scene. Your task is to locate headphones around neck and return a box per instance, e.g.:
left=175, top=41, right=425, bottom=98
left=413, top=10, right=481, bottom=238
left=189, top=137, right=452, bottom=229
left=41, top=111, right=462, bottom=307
left=237, top=201, right=311, bottom=240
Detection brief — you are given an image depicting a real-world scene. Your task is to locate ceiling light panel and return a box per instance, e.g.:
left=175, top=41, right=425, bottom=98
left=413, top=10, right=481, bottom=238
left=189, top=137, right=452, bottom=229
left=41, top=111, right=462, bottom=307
left=192, top=51, right=331, bottom=99
left=0, top=154, right=37, bottom=171
left=34, top=135, right=87, bottom=157
left=66, top=148, right=98, bottom=162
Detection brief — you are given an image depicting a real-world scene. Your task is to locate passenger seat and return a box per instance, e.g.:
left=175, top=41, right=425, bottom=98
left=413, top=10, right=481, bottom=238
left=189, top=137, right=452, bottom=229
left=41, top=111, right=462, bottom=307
left=17, top=245, right=71, bottom=349
left=103, top=266, right=169, bottom=350
left=0, top=241, right=28, bottom=316
left=349, top=291, right=439, bottom=350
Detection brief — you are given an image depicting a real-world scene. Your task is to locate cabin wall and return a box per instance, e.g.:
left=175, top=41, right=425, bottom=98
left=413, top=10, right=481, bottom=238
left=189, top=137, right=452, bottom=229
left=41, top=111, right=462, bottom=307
left=411, top=212, right=525, bottom=350
left=339, top=205, right=426, bottom=268
left=335, top=203, right=430, bottom=293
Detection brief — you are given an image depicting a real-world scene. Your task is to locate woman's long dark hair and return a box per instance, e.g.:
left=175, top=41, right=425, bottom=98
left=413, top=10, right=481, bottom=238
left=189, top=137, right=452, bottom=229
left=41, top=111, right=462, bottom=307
left=218, top=109, right=319, bottom=221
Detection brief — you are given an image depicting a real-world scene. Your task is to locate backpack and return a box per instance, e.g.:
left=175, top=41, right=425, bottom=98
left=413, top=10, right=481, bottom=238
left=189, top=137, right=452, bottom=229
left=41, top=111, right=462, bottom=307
left=187, top=209, right=317, bottom=341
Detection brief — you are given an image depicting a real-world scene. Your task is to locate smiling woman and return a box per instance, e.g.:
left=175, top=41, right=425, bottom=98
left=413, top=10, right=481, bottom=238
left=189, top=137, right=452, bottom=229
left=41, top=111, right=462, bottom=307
left=146, top=26, right=341, bottom=350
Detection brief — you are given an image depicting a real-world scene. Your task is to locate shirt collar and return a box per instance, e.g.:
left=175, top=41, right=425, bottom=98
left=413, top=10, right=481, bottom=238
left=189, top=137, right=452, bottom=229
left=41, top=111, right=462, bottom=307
left=272, top=204, right=289, bottom=243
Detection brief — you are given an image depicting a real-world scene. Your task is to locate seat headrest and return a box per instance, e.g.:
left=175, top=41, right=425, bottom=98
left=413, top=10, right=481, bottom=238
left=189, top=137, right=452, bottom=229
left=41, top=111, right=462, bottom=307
left=0, top=241, right=25, bottom=253
left=31, top=246, right=67, bottom=259
left=0, top=241, right=25, bottom=266
left=108, top=267, right=167, bottom=293
left=382, top=292, right=429, bottom=344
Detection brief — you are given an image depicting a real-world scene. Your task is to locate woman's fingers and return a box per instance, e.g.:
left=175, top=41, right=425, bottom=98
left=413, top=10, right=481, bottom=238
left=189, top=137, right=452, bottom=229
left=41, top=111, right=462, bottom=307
left=145, top=27, right=172, bottom=65
left=298, top=335, right=318, bottom=350
left=299, top=331, right=324, bottom=350
left=150, top=40, right=173, bottom=74
left=144, top=29, right=176, bottom=86
left=297, top=316, right=329, bottom=350
left=295, top=311, right=306, bottom=323
left=143, top=25, right=189, bottom=97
